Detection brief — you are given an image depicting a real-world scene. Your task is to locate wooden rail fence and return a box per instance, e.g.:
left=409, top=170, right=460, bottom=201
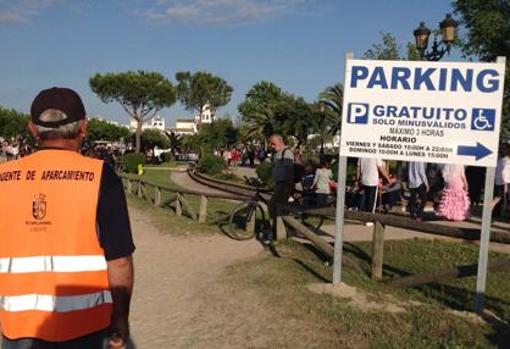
left=302, top=207, right=510, bottom=286
left=120, top=172, right=510, bottom=288
left=120, top=173, right=248, bottom=224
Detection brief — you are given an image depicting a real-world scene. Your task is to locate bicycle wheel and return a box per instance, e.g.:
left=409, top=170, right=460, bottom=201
left=225, top=202, right=263, bottom=240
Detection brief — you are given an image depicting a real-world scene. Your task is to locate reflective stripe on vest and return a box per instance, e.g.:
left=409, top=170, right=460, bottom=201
left=0, top=255, right=107, bottom=273
left=0, top=291, right=112, bottom=312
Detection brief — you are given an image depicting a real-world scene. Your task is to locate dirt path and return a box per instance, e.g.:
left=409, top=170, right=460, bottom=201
left=128, top=204, right=279, bottom=348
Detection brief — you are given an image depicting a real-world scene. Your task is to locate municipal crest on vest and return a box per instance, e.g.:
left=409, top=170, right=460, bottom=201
left=32, top=193, right=47, bottom=220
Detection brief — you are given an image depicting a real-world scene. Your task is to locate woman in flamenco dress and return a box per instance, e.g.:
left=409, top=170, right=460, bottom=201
left=436, top=164, right=471, bottom=221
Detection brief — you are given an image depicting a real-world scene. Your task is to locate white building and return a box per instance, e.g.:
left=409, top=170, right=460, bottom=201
left=129, top=115, right=166, bottom=132
left=195, top=104, right=213, bottom=125
left=167, top=118, right=196, bottom=136
left=167, top=104, right=213, bottom=136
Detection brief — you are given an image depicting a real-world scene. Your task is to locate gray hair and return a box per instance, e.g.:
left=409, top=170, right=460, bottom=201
left=269, top=134, right=283, bottom=142
left=35, top=109, right=82, bottom=140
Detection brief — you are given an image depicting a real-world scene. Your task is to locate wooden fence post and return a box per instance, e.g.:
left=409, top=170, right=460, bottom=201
left=154, top=186, right=161, bottom=207
left=176, top=193, right=183, bottom=216
left=126, top=179, right=132, bottom=194
left=371, top=220, right=385, bottom=281
left=276, top=216, right=287, bottom=241
left=199, top=195, right=208, bottom=223
left=179, top=195, right=198, bottom=221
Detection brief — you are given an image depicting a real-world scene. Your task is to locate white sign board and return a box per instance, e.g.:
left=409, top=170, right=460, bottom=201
left=340, top=59, right=506, bottom=167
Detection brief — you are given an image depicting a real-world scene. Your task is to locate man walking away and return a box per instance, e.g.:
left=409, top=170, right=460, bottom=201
left=268, top=134, right=294, bottom=240
left=0, top=87, right=135, bottom=348
left=357, top=157, right=390, bottom=218
left=408, top=161, right=429, bottom=222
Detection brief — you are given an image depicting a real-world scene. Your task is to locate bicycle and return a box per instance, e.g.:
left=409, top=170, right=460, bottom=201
left=223, top=177, right=269, bottom=240
left=224, top=177, right=326, bottom=240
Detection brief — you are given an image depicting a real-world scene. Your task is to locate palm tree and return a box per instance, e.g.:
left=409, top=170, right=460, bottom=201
left=319, top=83, right=344, bottom=136
left=240, top=107, right=275, bottom=150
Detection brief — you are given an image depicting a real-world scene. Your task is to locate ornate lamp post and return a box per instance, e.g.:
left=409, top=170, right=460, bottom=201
left=413, top=13, right=458, bottom=61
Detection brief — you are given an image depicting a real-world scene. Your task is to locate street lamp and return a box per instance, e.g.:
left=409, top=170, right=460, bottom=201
left=413, top=13, right=458, bottom=61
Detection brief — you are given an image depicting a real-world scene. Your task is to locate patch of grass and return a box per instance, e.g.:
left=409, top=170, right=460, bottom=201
left=140, top=167, right=180, bottom=189
left=144, top=161, right=188, bottom=169
left=346, top=239, right=510, bottom=325
left=223, top=239, right=510, bottom=348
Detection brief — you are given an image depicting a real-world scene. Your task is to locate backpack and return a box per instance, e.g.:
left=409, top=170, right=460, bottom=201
left=281, top=148, right=304, bottom=184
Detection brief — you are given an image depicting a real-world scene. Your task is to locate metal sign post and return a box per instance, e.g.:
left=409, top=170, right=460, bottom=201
left=333, top=52, right=353, bottom=285
left=475, top=167, right=496, bottom=312
left=474, top=56, right=506, bottom=312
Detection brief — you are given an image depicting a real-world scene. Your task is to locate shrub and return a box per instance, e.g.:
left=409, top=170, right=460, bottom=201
left=215, top=172, right=236, bottom=181
left=198, top=154, right=226, bottom=176
left=160, top=151, right=174, bottom=163
left=123, top=153, right=144, bottom=174
left=256, top=161, right=273, bottom=187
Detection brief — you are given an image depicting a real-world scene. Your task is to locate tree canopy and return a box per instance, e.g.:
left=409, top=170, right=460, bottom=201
left=140, top=129, right=171, bottom=150
left=175, top=71, right=233, bottom=123
left=363, top=32, right=420, bottom=61
left=452, top=0, right=510, bottom=140
left=238, top=81, right=320, bottom=146
left=319, top=83, right=343, bottom=136
left=86, top=118, right=130, bottom=143
left=89, top=70, right=176, bottom=153
left=178, top=118, right=238, bottom=155
left=238, top=81, right=284, bottom=142
left=0, top=107, right=31, bottom=142
left=364, top=32, right=402, bottom=60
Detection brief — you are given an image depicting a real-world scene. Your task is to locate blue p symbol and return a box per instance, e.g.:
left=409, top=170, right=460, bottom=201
left=347, top=103, right=369, bottom=124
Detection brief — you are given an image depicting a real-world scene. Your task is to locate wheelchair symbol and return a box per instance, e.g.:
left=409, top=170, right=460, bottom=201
left=471, top=109, right=495, bottom=132
left=474, top=114, right=492, bottom=130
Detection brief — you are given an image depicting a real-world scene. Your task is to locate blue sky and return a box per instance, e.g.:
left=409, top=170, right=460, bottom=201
left=0, top=0, right=460, bottom=126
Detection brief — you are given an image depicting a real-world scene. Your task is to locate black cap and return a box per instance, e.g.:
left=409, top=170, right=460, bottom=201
left=31, top=87, right=86, bottom=128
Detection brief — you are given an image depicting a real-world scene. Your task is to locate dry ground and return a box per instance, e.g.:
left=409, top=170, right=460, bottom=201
left=128, top=204, right=347, bottom=348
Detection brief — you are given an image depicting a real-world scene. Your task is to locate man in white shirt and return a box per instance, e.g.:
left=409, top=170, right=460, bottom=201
left=495, top=144, right=510, bottom=216
left=357, top=157, right=390, bottom=214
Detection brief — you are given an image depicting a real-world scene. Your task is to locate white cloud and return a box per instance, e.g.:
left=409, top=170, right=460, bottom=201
left=0, top=0, right=64, bottom=24
left=140, top=0, right=312, bottom=25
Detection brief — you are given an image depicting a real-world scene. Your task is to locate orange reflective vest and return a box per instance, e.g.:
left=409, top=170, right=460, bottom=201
left=0, top=150, right=112, bottom=341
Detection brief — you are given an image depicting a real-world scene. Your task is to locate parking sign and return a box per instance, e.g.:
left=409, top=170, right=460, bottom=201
left=339, top=59, right=506, bottom=167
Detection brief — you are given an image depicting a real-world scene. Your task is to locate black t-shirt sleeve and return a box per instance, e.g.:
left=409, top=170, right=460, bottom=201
left=97, top=163, right=135, bottom=261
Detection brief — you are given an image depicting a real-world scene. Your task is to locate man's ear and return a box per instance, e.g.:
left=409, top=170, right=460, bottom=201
left=27, top=121, right=39, bottom=139
left=79, top=119, right=88, bottom=139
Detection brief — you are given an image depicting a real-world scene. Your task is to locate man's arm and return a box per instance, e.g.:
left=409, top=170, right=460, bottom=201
left=107, top=256, right=134, bottom=347
left=96, top=163, right=136, bottom=347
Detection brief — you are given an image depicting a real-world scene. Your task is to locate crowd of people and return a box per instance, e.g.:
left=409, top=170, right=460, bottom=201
left=338, top=144, right=509, bottom=223
left=217, top=145, right=267, bottom=168
left=265, top=136, right=510, bottom=227
left=1, top=140, right=33, bottom=161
